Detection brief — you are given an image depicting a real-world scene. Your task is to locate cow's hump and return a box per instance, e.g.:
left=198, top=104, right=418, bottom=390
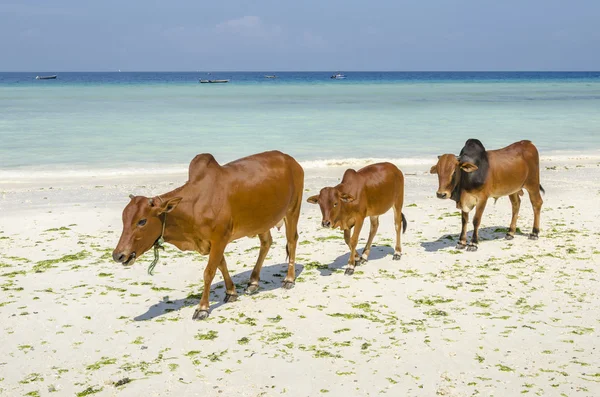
left=188, top=153, right=219, bottom=182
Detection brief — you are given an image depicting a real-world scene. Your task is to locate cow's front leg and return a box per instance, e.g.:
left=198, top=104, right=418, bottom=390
left=344, top=228, right=360, bottom=264
left=468, top=199, right=488, bottom=252
left=457, top=211, right=469, bottom=249
left=345, top=218, right=364, bottom=276
left=193, top=241, right=226, bottom=320
left=359, top=216, right=379, bottom=264
left=218, top=257, right=237, bottom=303
left=245, top=231, right=272, bottom=295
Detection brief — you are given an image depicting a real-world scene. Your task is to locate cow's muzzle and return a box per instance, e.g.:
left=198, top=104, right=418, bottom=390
left=322, top=220, right=332, bottom=228
left=436, top=192, right=449, bottom=199
left=113, top=251, right=136, bottom=266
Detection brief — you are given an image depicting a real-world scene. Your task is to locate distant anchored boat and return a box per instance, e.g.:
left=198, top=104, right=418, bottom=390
left=330, top=73, right=346, bottom=79
left=36, top=75, right=57, bottom=80
left=199, top=79, right=229, bottom=83
left=264, top=75, right=277, bottom=79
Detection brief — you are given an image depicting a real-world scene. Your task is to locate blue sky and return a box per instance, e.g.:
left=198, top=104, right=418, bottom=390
left=1, top=0, right=598, bottom=71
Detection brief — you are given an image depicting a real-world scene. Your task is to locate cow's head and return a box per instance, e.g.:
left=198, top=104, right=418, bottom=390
left=112, top=195, right=182, bottom=266
left=430, top=154, right=478, bottom=199
left=306, top=187, right=355, bottom=229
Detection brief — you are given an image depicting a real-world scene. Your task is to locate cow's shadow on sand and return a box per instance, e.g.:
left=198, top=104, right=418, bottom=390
left=315, top=245, right=395, bottom=276
left=134, top=262, right=304, bottom=321
left=421, top=226, right=528, bottom=252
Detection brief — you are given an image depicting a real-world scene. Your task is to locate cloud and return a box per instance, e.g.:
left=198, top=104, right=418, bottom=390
left=215, top=16, right=282, bottom=39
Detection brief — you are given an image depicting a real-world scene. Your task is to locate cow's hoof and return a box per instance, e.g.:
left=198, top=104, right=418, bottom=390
left=282, top=280, right=295, bottom=290
left=505, top=234, right=514, bottom=240
left=529, top=233, right=539, bottom=240
left=245, top=284, right=259, bottom=295
left=392, top=253, right=402, bottom=261
left=192, top=309, right=209, bottom=321
left=456, top=243, right=467, bottom=250
left=344, top=267, right=355, bottom=276
left=224, top=293, right=238, bottom=303
left=466, top=244, right=478, bottom=252
left=358, top=257, right=368, bottom=265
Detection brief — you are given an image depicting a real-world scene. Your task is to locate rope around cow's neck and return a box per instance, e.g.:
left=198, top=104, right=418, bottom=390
left=148, top=208, right=167, bottom=276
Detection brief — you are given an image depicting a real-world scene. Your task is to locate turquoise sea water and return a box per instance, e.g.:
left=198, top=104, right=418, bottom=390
left=1, top=72, right=600, bottom=176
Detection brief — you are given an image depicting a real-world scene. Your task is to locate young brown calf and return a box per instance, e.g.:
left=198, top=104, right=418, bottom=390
left=307, top=162, right=407, bottom=275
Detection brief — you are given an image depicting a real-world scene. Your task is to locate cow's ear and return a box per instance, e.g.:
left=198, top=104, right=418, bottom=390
left=430, top=165, right=438, bottom=174
left=460, top=162, right=478, bottom=173
left=159, top=197, right=182, bottom=214
left=340, top=193, right=355, bottom=203
left=307, top=195, right=319, bottom=204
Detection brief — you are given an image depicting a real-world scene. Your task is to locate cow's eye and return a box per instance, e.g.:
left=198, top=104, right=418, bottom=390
left=333, top=202, right=338, bottom=207
left=137, top=219, right=147, bottom=227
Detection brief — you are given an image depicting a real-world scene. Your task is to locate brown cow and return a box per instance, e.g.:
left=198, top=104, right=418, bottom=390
left=113, top=151, right=304, bottom=320
left=307, top=162, right=407, bottom=275
left=430, top=139, right=544, bottom=251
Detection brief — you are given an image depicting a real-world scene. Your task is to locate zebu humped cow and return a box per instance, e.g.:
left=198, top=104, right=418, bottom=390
left=431, top=139, right=544, bottom=251
left=113, top=151, right=304, bottom=320
left=307, top=162, right=407, bottom=275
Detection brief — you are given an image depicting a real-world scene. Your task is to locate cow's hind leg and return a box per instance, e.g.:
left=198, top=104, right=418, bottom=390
left=468, top=198, right=488, bottom=251
left=506, top=192, right=522, bottom=240
left=218, top=257, right=238, bottom=303
left=282, top=201, right=300, bottom=289
left=245, top=231, right=272, bottom=295
left=359, top=216, right=379, bottom=264
left=392, top=203, right=406, bottom=260
left=527, top=186, right=544, bottom=240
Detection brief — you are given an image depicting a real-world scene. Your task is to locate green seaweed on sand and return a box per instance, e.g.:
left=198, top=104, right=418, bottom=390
left=33, top=250, right=90, bottom=273
left=76, top=386, right=103, bottom=396
left=195, top=330, right=218, bottom=340
left=86, top=357, right=117, bottom=371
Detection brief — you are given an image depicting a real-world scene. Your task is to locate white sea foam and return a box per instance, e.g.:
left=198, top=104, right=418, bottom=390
left=1, top=148, right=599, bottom=184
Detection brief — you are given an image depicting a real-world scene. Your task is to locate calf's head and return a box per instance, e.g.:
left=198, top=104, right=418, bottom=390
left=307, top=187, right=355, bottom=229
left=113, top=195, right=181, bottom=266
left=430, top=154, right=478, bottom=199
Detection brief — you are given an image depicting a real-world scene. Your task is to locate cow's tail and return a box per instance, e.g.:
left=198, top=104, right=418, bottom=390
left=402, top=213, right=408, bottom=234
left=540, top=184, right=546, bottom=195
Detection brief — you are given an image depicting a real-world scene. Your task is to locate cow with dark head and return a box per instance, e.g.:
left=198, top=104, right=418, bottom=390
left=431, top=139, right=544, bottom=251
left=307, top=162, right=407, bottom=275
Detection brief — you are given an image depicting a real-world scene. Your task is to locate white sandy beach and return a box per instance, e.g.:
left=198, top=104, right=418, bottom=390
left=1, top=156, right=599, bottom=397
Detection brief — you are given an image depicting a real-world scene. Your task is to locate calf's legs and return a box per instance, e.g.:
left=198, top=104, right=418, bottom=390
left=358, top=216, right=379, bottom=264
left=506, top=192, right=522, bottom=240
left=345, top=217, right=365, bottom=276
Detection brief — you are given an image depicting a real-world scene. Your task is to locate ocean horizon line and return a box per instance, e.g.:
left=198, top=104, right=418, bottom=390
left=3, top=70, right=600, bottom=73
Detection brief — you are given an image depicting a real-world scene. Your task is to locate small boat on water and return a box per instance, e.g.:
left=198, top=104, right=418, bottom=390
left=264, top=75, right=277, bottom=79
left=199, top=79, right=229, bottom=83
left=330, top=73, right=346, bottom=79
left=36, top=75, right=57, bottom=80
